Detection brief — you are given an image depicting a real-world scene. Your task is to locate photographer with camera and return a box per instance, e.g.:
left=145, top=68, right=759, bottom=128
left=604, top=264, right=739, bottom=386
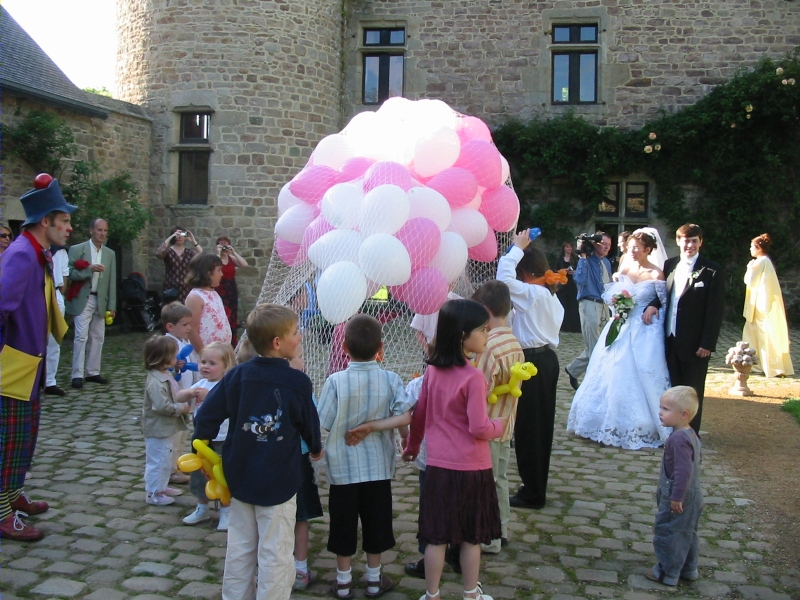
left=215, top=235, right=248, bottom=346
left=564, top=232, right=612, bottom=390
left=156, top=226, right=203, bottom=303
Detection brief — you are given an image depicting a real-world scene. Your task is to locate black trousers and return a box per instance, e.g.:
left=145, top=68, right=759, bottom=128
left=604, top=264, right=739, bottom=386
left=513, top=347, right=559, bottom=507
left=666, top=335, right=710, bottom=434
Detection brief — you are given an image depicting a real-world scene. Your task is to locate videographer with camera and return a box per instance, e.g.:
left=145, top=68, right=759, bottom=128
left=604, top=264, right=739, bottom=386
left=156, top=226, right=203, bottom=303
left=215, top=235, right=248, bottom=346
left=564, top=232, right=613, bottom=390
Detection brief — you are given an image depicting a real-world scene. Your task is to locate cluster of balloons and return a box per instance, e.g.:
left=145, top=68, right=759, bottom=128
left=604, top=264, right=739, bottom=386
left=274, top=98, right=520, bottom=324
left=178, top=439, right=231, bottom=504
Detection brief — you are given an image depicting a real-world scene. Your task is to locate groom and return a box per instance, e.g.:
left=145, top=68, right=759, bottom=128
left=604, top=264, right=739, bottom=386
left=644, top=224, right=724, bottom=434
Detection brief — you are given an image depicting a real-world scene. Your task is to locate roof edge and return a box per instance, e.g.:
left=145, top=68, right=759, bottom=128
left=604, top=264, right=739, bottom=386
left=2, top=80, right=110, bottom=118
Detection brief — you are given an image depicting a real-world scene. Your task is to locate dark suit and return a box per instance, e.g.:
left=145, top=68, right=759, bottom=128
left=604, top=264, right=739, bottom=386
left=662, top=255, right=725, bottom=433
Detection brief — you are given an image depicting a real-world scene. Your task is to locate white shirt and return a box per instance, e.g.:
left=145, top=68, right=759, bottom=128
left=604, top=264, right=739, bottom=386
left=90, top=242, right=103, bottom=293
left=667, top=253, right=699, bottom=336
left=191, top=378, right=226, bottom=441
left=52, top=249, right=69, bottom=314
left=497, top=247, right=564, bottom=350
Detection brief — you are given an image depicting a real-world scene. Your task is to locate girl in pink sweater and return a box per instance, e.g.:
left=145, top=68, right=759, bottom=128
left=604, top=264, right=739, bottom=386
left=403, top=299, right=506, bottom=600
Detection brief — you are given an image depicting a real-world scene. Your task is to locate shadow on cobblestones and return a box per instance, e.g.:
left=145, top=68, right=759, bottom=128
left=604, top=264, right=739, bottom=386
left=2, top=323, right=799, bottom=599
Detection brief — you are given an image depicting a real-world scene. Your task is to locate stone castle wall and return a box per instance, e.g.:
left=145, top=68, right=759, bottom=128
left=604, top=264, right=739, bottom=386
left=115, top=0, right=345, bottom=310
left=0, top=94, right=152, bottom=274
left=342, top=0, right=800, bottom=128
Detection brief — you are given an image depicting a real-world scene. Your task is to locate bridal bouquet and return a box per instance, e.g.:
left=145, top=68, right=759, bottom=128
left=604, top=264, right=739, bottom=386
left=605, top=290, right=635, bottom=346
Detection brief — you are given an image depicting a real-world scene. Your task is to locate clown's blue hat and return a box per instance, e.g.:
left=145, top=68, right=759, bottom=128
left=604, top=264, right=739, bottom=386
left=20, top=179, right=77, bottom=226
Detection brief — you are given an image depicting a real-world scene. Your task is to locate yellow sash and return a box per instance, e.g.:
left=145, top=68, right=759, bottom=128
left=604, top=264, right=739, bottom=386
left=0, top=270, right=68, bottom=401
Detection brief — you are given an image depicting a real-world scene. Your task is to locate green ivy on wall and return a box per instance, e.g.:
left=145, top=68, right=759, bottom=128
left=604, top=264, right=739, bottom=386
left=494, top=49, right=800, bottom=285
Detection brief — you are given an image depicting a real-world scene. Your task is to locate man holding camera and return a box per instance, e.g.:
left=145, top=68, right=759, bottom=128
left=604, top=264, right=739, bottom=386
left=565, top=232, right=612, bottom=390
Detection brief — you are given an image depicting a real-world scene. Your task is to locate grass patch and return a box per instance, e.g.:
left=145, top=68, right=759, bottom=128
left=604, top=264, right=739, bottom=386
left=780, top=398, right=800, bottom=425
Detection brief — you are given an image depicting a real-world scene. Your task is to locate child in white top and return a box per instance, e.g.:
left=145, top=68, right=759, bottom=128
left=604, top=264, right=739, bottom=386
left=142, top=336, right=191, bottom=506
left=182, top=342, right=236, bottom=529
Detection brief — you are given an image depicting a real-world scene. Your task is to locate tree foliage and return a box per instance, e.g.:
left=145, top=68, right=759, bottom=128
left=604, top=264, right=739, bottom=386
left=2, top=109, right=153, bottom=245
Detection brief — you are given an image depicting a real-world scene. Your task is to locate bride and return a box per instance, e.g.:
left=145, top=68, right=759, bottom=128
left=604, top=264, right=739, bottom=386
left=566, top=228, right=672, bottom=449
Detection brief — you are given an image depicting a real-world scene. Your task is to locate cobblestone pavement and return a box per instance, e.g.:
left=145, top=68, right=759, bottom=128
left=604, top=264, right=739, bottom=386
left=2, top=323, right=800, bottom=600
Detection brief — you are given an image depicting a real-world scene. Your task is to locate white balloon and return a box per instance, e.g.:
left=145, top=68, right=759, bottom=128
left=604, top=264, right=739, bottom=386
left=411, top=99, right=458, bottom=138
left=321, top=183, right=363, bottom=230
left=341, top=111, right=384, bottom=159
left=311, top=134, right=355, bottom=170
left=274, top=203, right=316, bottom=245
left=277, top=182, right=303, bottom=216
left=358, top=233, right=412, bottom=286
left=407, top=187, right=451, bottom=231
left=316, top=261, right=368, bottom=325
left=500, top=154, right=510, bottom=186
left=308, top=229, right=362, bottom=271
left=447, top=208, right=489, bottom=248
left=413, top=127, right=461, bottom=177
left=430, top=232, right=468, bottom=283
left=359, top=184, right=410, bottom=236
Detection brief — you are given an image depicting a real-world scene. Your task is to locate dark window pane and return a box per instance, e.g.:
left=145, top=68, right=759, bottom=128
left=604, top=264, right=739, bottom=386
left=389, top=29, right=405, bottom=44
left=388, top=55, right=404, bottom=98
left=179, top=152, right=209, bottom=204
left=181, top=113, right=210, bottom=142
left=553, top=26, right=570, bottom=42
left=579, top=53, right=596, bottom=102
left=363, top=55, right=380, bottom=104
left=365, top=30, right=381, bottom=45
left=553, top=54, right=570, bottom=102
left=625, top=183, right=649, bottom=216
left=580, top=26, right=597, bottom=42
left=598, top=184, right=619, bottom=215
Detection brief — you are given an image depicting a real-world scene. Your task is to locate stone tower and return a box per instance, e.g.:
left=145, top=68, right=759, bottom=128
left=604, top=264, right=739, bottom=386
left=115, top=0, right=344, bottom=304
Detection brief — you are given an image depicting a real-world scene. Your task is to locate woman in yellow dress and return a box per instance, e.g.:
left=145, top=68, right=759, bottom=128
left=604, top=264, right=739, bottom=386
left=742, top=233, right=794, bottom=377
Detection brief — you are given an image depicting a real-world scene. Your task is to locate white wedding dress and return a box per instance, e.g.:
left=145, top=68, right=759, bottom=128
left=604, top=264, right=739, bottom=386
left=567, top=275, right=672, bottom=450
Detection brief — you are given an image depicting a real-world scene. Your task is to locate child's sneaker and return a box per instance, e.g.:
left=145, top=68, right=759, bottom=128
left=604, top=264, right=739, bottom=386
left=293, top=568, right=315, bottom=591
left=146, top=492, right=174, bottom=506
left=183, top=506, right=210, bottom=525
left=160, top=487, right=183, bottom=496
left=217, top=508, right=230, bottom=531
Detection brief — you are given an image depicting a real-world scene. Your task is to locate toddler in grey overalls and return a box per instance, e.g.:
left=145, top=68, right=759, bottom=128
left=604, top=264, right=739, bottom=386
left=651, top=427, right=703, bottom=585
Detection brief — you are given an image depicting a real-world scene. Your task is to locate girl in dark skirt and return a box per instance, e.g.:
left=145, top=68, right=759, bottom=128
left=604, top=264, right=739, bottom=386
left=403, top=299, right=506, bottom=600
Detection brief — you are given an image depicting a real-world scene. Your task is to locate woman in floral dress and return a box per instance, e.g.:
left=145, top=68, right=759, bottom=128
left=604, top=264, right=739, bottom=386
left=185, top=253, right=232, bottom=353
left=156, top=226, right=202, bottom=302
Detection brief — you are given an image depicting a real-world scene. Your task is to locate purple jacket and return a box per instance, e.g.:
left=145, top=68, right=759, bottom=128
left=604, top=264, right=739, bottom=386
left=0, top=235, right=48, bottom=399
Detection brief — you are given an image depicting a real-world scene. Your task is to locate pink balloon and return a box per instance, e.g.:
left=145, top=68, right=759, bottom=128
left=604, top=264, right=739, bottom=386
left=426, top=167, right=479, bottom=209
left=480, top=186, right=520, bottom=233
left=337, top=156, right=376, bottom=183
left=275, top=238, right=305, bottom=266
left=456, top=116, right=492, bottom=144
left=363, top=161, right=414, bottom=193
left=468, top=228, right=498, bottom=262
left=396, top=217, right=441, bottom=270
left=289, top=165, right=337, bottom=204
left=388, top=283, right=406, bottom=302
left=300, top=215, right=334, bottom=252
left=454, top=140, right=502, bottom=190
left=397, top=267, right=449, bottom=315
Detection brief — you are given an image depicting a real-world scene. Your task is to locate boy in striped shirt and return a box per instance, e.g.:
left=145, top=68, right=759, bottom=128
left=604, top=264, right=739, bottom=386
left=473, top=280, right=525, bottom=553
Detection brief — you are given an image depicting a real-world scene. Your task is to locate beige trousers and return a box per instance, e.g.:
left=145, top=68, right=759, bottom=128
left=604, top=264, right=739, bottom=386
left=222, top=496, right=296, bottom=600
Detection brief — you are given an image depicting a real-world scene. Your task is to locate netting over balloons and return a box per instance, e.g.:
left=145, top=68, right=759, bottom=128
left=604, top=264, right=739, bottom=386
left=258, top=99, right=519, bottom=390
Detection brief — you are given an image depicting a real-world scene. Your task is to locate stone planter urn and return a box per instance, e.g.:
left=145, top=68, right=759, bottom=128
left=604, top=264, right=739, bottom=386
left=725, top=342, right=758, bottom=397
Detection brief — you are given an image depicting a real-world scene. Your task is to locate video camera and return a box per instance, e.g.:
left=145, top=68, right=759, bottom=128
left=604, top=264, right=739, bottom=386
left=576, top=233, right=604, bottom=256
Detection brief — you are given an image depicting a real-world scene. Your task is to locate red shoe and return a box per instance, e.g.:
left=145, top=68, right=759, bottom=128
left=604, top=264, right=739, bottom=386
left=0, top=512, right=45, bottom=542
left=10, top=492, right=49, bottom=515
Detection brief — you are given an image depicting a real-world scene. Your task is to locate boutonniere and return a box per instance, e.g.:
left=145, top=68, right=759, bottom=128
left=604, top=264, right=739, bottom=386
left=689, top=267, right=704, bottom=281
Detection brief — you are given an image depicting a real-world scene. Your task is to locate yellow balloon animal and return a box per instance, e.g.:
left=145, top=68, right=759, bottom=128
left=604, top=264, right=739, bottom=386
left=488, top=361, right=537, bottom=404
left=177, top=439, right=231, bottom=504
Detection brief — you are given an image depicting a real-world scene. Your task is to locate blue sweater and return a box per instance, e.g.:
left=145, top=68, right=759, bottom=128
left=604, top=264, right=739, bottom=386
left=573, top=254, right=611, bottom=301
left=193, top=356, right=322, bottom=507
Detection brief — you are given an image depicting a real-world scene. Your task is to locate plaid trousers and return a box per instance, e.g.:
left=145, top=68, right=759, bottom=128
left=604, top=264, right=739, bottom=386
left=0, top=393, right=41, bottom=493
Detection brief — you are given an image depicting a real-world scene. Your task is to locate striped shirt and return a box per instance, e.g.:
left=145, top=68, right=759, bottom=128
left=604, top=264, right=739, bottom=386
left=318, top=361, right=411, bottom=485
left=474, top=326, right=525, bottom=442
